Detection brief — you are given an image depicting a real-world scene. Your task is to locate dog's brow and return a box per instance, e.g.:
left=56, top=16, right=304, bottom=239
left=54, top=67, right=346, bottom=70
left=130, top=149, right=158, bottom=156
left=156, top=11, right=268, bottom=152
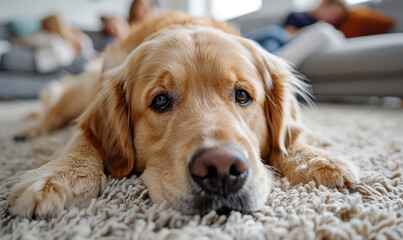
left=126, top=73, right=154, bottom=84
left=151, top=71, right=175, bottom=95
left=238, top=81, right=246, bottom=89
left=237, top=81, right=252, bottom=91
left=153, top=80, right=162, bottom=95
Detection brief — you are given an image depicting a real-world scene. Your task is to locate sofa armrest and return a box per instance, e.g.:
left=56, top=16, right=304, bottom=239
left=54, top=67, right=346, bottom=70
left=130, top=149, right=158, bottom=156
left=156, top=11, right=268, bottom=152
left=229, top=12, right=286, bottom=35
left=0, top=23, right=11, bottom=42
left=1, top=48, right=36, bottom=72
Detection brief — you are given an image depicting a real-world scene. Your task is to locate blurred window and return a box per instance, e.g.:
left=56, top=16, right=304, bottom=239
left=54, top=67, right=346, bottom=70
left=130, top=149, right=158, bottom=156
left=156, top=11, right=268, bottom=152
left=293, top=0, right=372, bottom=11
left=189, top=0, right=262, bottom=20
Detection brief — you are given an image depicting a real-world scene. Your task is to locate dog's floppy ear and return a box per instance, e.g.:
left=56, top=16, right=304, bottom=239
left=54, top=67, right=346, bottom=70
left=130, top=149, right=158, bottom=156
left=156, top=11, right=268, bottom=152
left=241, top=38, right=309, bottom=155
left=78, top=66, right=135, bottom=179
left=262, top=54, right=306, bottom=154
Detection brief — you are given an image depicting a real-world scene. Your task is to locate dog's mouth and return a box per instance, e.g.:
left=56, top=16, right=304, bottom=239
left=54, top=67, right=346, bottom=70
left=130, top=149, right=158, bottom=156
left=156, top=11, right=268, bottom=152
left=184, top=187, right=255, bottom=215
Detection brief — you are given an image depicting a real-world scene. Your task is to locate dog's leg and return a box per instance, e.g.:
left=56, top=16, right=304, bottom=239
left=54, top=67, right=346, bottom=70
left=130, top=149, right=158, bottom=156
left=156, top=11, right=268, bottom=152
left=270, top=141, right=359, bottom=189
left=10, top=131, right=106, bottom=219
left=14, top=76, right=95, bottom=141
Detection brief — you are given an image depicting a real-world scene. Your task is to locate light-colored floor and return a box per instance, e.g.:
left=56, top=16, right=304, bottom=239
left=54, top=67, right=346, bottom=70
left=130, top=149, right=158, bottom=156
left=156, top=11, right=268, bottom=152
left=1, top=101, right=402, bottom=239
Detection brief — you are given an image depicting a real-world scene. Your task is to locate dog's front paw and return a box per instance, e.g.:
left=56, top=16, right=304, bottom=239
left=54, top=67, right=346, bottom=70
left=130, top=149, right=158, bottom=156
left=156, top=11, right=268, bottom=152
left=10, top=170, right=69, bottom=219
left=14, top=126, right=45, bottom=141
left=10, top=164, right=106, bottom=219
left=276, top=143, right=360, bottom=189
left=300, top=155, right=359, bottom=189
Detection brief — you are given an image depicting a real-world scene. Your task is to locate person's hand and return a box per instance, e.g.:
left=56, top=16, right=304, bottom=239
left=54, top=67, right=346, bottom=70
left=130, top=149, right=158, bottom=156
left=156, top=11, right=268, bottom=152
left=284, top=25, right=300, bottom=37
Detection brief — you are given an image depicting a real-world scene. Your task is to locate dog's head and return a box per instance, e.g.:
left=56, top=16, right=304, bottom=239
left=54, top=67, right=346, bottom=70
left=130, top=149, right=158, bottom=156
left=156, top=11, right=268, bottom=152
left=80, top=26, right=306, bottom=214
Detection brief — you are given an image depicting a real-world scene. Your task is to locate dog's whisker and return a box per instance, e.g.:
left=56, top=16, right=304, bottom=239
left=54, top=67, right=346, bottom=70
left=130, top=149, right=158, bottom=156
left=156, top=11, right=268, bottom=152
left=262, top=162, right=282, bottom=177
left=264, top=92, right=279, bottom=110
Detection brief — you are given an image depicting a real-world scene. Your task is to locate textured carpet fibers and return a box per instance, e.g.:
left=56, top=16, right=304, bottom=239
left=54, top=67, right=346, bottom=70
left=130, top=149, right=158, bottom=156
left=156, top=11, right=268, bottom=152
left=0, top=101, right=402, bottom=240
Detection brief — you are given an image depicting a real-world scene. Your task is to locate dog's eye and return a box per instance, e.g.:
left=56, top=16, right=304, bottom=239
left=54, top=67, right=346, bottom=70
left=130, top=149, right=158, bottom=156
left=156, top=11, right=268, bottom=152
left=151, top=94, right=171, bottom=112
left=235, top=90, right=250, bottom=106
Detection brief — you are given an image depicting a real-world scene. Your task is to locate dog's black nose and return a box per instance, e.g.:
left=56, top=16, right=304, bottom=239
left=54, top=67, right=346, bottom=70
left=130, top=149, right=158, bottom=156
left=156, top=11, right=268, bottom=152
left=189, top=147, right=249, bottom=197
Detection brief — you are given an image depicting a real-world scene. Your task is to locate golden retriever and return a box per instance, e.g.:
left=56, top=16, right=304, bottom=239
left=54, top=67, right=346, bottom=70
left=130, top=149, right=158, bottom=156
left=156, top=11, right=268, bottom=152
left=10, top=11, right=358, bottom=219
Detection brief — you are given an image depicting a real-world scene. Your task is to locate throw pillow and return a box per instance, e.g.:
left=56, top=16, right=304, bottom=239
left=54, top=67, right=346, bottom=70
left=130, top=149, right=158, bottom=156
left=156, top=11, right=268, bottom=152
left=337, top=6, right=395, bottom=38
left=8, top=19, right=40, bottom=38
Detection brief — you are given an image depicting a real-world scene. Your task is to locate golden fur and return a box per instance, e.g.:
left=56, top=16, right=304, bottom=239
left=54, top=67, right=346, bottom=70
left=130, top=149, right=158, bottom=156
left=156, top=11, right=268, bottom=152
left=10, top=11, right=358, bottom=219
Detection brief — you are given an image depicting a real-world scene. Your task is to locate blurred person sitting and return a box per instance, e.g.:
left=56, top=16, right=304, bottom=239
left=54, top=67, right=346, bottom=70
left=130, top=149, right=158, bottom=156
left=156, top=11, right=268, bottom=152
left=101, top=0, right=154, bottom=40
left=284, top=0, right=348, bottom=37
left=15, top=14, right=94, bottom=73
left=128, top=0, right=154, bottom=26
left=247, top=0, right=348, bottom=66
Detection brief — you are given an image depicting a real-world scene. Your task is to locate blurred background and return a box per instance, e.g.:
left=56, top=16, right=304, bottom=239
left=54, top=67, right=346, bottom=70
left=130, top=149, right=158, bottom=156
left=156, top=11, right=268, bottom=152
left=0, top=0, right=372, bottom=28
left=0, top=0, right=402, bottom=106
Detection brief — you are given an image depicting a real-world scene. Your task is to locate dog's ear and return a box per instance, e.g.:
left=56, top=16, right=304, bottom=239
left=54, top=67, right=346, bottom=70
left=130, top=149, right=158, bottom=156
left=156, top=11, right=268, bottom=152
left=78, top=41, right=155, bottom=179
left=78, top=66, right=135, bottom=179
left=262, top=54, right=305, bottom=155
left=240, top=38, right=309, bottom=155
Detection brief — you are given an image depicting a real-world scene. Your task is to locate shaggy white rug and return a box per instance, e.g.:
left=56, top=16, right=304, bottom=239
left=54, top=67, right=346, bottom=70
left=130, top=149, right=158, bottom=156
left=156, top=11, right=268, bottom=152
left=0, top=101, right=402, bottom=240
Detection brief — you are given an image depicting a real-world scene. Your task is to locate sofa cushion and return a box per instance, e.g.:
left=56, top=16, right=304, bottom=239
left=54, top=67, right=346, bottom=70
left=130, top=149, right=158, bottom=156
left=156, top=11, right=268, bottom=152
left=8, top=19, right=40, bottom=38
left=299, top=33, right=403, bottom=78
left=1, top=48, right=36, bottom=72
left=0, top=71, right=60, bottom=100
left=0, top=24, right=11, bottom=41
left=337, top=6, right=395, bottom=38
left=84, top=31, right=115, bottom=51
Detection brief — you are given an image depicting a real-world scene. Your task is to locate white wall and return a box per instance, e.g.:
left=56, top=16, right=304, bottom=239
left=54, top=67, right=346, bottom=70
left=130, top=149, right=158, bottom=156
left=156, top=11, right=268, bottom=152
left=211, top=0, right=262, bottom=20
left=159, top=0, right=189, bottom=12
left=262, top=0, right=293, bottom=13
left=293, top=0, right=371, bottom=11
left=293, top=0, right=319, bottom=11
left=162, top=0, right=264, bottom=20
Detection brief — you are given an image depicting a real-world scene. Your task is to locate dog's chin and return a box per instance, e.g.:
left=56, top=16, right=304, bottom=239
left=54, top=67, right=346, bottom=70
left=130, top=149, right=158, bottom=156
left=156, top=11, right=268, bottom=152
left=176, top=187, right=262, bottom=215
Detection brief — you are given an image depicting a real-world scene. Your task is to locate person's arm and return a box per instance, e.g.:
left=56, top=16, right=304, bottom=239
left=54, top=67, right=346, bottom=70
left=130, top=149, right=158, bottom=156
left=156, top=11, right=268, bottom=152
left=283, top=13, right=302, bottom=37
left=283, top=12, right=299, bottom=28
left=283, top=12, right=317, bottom=38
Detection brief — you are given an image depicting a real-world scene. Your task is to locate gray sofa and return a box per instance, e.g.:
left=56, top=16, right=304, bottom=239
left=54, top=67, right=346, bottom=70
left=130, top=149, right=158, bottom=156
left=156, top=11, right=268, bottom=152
left=0, top=25, right=113, bottom=100
left=229, top=0, right=403, bottom=97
